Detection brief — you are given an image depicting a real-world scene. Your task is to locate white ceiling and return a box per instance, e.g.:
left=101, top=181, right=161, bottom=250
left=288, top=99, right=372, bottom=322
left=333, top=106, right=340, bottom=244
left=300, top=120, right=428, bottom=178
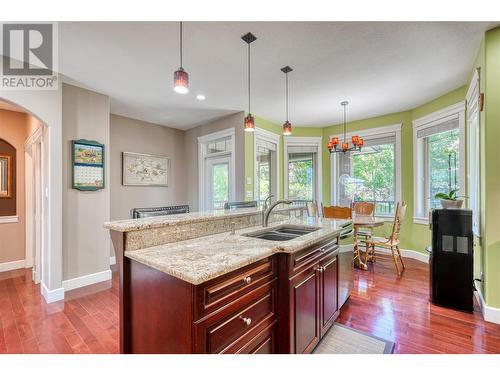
left=58, top=22, right=495, bottom=130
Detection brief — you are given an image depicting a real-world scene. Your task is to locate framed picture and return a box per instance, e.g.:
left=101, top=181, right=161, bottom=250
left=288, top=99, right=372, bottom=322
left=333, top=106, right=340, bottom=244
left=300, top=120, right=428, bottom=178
left=72, top=139, right=105, bottom=191
left=122, top=152, right=170, bottom=186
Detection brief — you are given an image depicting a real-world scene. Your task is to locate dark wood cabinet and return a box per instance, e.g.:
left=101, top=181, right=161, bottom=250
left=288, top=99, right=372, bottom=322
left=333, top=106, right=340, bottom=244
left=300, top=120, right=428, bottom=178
left=277, top=233, right=340, bottom=353
left=291, top=266, right=320, bottom=353
left=111, top=229, right=343, bottom=354
left=320, top=254, right=338, bottom=336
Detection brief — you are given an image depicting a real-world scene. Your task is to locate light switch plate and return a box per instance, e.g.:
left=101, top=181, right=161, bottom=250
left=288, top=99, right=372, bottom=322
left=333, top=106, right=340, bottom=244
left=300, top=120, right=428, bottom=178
left=246, top=177, right=252, bottom=185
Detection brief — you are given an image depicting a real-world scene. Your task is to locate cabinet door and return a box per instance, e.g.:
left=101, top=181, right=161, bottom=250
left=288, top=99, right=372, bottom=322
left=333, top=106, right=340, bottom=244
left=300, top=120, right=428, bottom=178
left=292, top=266, right=320, bottom=354
left=320, top=255, right=338, bottom=336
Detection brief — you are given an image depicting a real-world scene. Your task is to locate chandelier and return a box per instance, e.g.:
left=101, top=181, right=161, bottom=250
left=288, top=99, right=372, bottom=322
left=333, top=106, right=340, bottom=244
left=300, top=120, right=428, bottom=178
left=327, top=101, right=364, bottom=153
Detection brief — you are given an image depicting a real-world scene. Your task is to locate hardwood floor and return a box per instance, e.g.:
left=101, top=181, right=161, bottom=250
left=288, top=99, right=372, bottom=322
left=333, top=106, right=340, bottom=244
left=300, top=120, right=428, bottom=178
left=337, top=254, right=500, bottom=354
left=0, top=255, right=499, bottom=354
left=0, top=266, right=119, bottom=354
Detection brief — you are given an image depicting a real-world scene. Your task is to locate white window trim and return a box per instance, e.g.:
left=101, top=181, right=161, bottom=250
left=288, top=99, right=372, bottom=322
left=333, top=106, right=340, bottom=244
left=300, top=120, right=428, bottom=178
left=0, top=215, right=18, bottom=224
left=284, top=136, right=322, bottom=205
left=466, top=69, right=481, bottom=237
left=412, top=101, right=466, bottom=225
left=330, top=123, right=402, bottom=220
left=253, top=127, right=281, bottom=203
left=198, top=128, right=236, bottom=211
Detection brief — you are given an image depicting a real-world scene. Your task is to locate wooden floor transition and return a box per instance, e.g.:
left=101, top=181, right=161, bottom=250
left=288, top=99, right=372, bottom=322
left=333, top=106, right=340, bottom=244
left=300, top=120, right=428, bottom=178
left=0, top=254, right=499, bottom=354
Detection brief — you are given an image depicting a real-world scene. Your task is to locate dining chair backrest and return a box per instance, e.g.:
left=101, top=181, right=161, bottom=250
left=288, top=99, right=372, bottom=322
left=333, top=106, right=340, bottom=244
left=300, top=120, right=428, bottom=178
left=322, top=205, right=352, bottom=219
left=389, top=201, right=407, bottom=242
left=306, top=201, right=320, bottom=217
left=353, top=202, right=375, bottom=217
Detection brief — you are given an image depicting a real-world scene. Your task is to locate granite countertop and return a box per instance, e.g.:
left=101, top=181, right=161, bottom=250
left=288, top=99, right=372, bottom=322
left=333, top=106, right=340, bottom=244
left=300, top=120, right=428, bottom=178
left=104, top=206, right=301, bottom=232
left=124, top=216, right=351, bottom=285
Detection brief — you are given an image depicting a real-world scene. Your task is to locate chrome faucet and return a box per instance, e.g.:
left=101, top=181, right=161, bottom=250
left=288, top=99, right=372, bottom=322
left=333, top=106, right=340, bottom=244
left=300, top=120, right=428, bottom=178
left=263, top=199, right=293, bottom=227
left=261, top=195, right=274, bottom=224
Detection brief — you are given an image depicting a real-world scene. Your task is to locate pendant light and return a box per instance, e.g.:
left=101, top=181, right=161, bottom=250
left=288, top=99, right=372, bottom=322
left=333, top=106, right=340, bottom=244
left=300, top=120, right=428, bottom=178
left=281, top=66, right=293, bottom=135
left=173, top=21, right=189, bottom=94
left=242, top=32, right=257, bottom=132
left=327, top=101, right=364, bottom=153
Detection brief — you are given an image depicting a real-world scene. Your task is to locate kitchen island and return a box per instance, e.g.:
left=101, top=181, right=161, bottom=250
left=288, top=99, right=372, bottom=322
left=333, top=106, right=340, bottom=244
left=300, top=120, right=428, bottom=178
left=105, top=207, right=352, bottom=354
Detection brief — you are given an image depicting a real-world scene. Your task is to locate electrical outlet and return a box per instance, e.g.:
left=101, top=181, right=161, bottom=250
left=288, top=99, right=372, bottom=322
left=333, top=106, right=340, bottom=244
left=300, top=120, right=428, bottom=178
left=245, top=190, right=253, bottom=199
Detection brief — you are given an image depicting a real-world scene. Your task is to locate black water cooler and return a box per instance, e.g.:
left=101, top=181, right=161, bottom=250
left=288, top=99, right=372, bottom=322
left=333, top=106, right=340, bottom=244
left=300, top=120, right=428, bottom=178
left=428, top=209, right=473, bottom=312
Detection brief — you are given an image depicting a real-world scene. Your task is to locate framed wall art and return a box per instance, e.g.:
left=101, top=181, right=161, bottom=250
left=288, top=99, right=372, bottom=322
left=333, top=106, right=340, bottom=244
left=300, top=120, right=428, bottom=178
left=72, top=139, right=105, bottom=191
left=122, top=152, right=170, bottom=187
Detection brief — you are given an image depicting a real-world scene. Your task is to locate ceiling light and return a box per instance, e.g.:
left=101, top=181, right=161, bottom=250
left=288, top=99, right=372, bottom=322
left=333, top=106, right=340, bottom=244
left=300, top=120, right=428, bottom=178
left=173, top=22, right=189, bottom=94
left=196, top=94, right=206, bottom=100
left=281, top=66, right=293, bottom=136
left=327, top=101, right=364, bottom=154
left=242, top=32, right=257, bottom=132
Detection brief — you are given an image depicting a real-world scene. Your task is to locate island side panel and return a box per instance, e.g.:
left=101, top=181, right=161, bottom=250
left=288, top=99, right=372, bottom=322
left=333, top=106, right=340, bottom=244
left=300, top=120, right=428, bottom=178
left=128, top=259, right=194, bottom=353
left=110, top=230, right=129, bottom=354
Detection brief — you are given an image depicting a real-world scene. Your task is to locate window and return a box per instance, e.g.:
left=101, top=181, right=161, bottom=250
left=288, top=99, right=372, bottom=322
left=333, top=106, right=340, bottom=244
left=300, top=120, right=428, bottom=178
left=413, top=103, right=465, bottom=223
left=331, top=125, right=401, bottom=217
left=284, top=137, right=322, bottom=204
left=198, top=129, right=235, bottom=211
left=467, top=70, right=481, bottom=236
left=254, top=128, right=280, bottom=205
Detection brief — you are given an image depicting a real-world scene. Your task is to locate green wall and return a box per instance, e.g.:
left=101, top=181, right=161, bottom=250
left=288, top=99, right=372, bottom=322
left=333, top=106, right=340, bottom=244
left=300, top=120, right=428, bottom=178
left=482, top=28, right=500, bottom=308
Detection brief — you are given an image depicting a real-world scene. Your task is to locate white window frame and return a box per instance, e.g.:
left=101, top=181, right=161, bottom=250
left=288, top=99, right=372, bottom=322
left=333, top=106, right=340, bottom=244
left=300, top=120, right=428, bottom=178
left=253, top=127, right=281, bottom=204
left=284, top=136, right=322, bottom=205
left=412, top=101, right=466, bottom=225
left=198, top=128, right=236, bottom=211
left=466, top=69, right=481, bottom=237
left=330, top=123, right=402, bottom=219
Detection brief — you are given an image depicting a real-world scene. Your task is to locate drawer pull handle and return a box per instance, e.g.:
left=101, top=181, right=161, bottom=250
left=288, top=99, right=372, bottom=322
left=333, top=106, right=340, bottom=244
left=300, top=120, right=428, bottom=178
left=240, top=316, right=252, bottom=326
left=243, top=276, right=252, bottom=284
left=320, top=247, right=326, bottom=252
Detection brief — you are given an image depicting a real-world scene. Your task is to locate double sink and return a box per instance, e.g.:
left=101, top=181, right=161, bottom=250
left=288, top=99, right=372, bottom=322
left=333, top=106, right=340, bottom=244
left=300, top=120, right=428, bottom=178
left=242, top=224, right=320, bottom=242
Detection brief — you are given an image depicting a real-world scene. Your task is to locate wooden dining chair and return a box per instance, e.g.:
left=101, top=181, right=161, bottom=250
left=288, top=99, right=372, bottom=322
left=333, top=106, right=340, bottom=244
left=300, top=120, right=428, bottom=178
left=306, top=201, right=320, bottom=218
left=366, top=201, right=407, bottom=276
left=353, top=202, right=376, bottom=262
left=322, top=205, right=352, bottom=219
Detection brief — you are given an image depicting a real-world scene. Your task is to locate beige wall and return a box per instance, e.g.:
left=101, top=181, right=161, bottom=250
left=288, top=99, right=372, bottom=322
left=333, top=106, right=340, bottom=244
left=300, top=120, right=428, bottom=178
left=184, top=112, right=245, bottom=210
left=0, top=109, right=27, bottom=264
left=62, top=84, right=110, bottom=280
left=110, top=114, right=188, bottom=221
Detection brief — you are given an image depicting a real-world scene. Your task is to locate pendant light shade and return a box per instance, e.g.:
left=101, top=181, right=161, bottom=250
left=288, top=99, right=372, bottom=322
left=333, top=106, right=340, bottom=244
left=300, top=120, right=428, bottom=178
left=242, top=32, right=257, bottom=132
left=173, top=22, right=189, bottom=94
left=174, top=68, right=189, bottom=94
left=244, top=114, right=255, bottom=131
left=281, top=66, right=293, bottom=135
left=327, top=101, right=363, bottom=154
left=283, top=121, right=292, bottom=136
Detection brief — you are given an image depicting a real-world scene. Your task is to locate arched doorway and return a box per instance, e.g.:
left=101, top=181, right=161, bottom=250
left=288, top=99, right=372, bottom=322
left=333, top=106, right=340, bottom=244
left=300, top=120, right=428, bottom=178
left=0, top=95, right=62, bottom=302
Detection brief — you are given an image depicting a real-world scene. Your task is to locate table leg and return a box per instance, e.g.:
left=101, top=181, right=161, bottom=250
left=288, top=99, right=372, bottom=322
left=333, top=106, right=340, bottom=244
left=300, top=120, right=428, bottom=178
left=353, top=227, right=368, bottom=271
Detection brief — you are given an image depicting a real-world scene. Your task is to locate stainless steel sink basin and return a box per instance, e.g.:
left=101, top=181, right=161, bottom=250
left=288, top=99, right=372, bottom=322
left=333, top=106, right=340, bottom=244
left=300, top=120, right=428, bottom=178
left=242, top=224, right=320, bottom=241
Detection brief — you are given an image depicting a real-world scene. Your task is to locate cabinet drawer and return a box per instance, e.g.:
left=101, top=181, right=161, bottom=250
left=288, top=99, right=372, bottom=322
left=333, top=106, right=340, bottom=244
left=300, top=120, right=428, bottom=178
left=195, top=257, right=276, bottom=319
left=291, top=236, right=339, bottom=274
left=235, top=323, right=276, bottom=354
left=194, top=281, right=276, bottom=354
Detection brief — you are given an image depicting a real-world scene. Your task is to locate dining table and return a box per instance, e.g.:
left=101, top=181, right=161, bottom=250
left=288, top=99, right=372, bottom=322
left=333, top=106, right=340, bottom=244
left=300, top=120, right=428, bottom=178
left=352, top=216, right=385, bottom=270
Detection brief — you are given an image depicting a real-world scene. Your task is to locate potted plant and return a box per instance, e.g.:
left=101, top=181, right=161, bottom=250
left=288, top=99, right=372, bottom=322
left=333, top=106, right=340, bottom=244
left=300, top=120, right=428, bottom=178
left=434, top=189, right=464, bottom=209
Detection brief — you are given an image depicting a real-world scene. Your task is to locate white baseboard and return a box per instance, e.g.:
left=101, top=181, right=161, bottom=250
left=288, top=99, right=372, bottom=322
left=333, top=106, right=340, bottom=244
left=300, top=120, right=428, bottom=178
left=374, top=247, right=429, bottom=263
left=0, top=259, right=25, bottom=272
left=110, top=256, right=116, bottom=265
left=474, top=281, right=500, bottom=325
left=41, top=282, right=65, bottom=303
left=62, top=269, right=112, bottom=292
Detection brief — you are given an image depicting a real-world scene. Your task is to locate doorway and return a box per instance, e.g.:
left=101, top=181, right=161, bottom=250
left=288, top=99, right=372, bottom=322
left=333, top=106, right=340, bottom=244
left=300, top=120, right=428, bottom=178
left=198, top=128, right=236, bottom=211
left=25, top=126, right=45, bottom=284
